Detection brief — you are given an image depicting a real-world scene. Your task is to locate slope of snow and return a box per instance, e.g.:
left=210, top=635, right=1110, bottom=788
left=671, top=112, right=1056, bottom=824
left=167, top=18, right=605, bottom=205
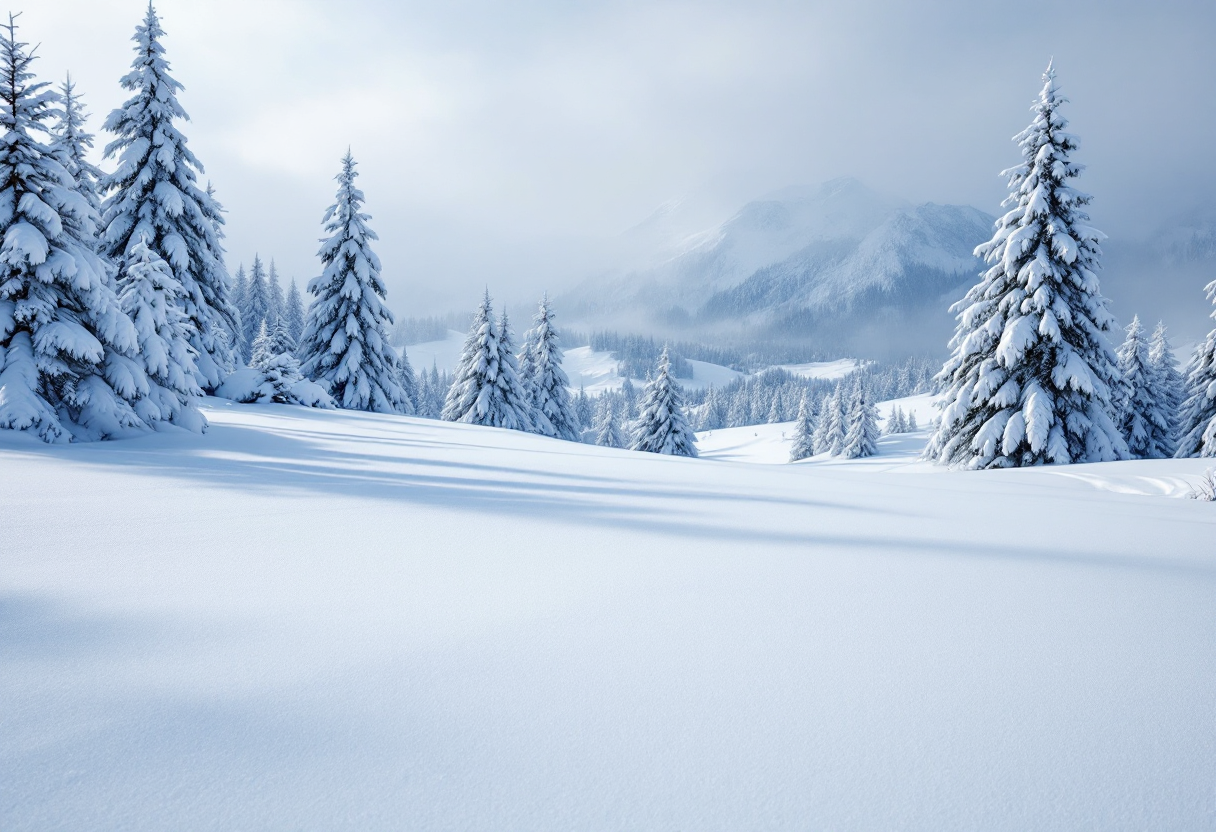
left=3, top=401, right=1214, bottom=831
left=776, top=358, right=863, bottom=380
left=400, top=329, right=465, bottom=374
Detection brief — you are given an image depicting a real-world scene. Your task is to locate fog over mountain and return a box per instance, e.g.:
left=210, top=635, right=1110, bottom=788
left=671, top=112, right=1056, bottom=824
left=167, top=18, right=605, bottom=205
left=556, top=178, right=1216, bottom=358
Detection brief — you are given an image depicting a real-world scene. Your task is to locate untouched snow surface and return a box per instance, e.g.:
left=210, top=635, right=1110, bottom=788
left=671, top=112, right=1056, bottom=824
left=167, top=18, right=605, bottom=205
left=3, top=400, right=1215, bottom=831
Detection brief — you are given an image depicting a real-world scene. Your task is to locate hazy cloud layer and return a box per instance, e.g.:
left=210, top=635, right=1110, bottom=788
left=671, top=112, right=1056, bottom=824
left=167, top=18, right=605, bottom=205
left=24, top=0, right=1216, bottom=317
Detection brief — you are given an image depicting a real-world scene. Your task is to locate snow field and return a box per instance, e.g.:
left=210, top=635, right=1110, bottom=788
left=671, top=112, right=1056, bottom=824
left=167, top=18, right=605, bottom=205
left=2, top=400, right=1215, bottom=831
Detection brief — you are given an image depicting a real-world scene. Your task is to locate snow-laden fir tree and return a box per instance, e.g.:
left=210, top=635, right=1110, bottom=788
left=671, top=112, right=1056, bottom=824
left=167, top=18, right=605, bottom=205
left=50, top=74, right=104, bottom=229
left=231, top=263, right=248, bottom=316
left=1176, top=278, right=1216, bottom=457
left=416, top=363, right=443, bottom=419
left=822, top=387, right=848, bottom=455
left=630, top=348, right=698, bottom=457
left=521, top=294, right=580, bottom=441
left=268, top=314, right=295, bottom=356
left=283, top=278, right=305, bottom=347
left=117, top=234, right=205, bottom=431
left=841, top=386, right=880, bottom=459
left=594, top=396, right=624, bottom=448
left=442, top=291, right=533, bottom=430
left=767, top=393, right=783, bottom=424
left=100, top=4, right=238, bottom=392
left=249, top=319, right=275, bottom=371
left=698, top=386, right=726, bottom=431
left=267, top=259, right=284, bottom=324
left=574, top=385, right=593, bottom=432
left=925, top=63, right=1126, bottom=468
left=241, top=255, right=270, bottom=362
left=907, top=409, right=918, bottom=431
left=298, top=152, right=408, bottom=412
left=0, top=16, right=151, bottom=442
left=1115, top=315, right=1172, bottom=459
left=396, top=346, right=418, bottom=416
left=1148, top=321, right=1182, bottom=457
left=789, top=395, right=816, bottom=461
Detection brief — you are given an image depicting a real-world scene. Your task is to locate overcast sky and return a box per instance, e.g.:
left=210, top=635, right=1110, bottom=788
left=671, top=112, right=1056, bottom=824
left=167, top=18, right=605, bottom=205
left=23, top=0, right=1216, bottom=316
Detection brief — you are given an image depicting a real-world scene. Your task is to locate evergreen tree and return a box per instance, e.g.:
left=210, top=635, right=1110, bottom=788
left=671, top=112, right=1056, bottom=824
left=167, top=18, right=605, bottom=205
left=284, top=278, right=305, bottom=347
left=267, top=258, right=284, bottom=324
left=241, top=254, right=269, bottom=362
left=907, top=409, right=918, bottom=431
left=925, top=62, right=1126, bottom=468
left=1177, top=279, right=1216, bottom=458
left=574, top=384, right=593, bottom=431
left=231, top=264, right=248, bottom=318
left=767, top=392, right=783, bottom=423
left=416, top=362, right=443, bottom=419
left=442, top=291, right=533, bottom=430
left=50, top=74, right=104, bottom=226
left=841, top=386, right=880, bottom=459
left=620, top=377, right=638, bottom=420
left=117, top=235, right=204, bottom=431
left=522, top=294, right=580, bottom=441
left=630, top=348, right=698, bottom=457
left=268, top=314, right=295, bottom=356
left=0, top=16, right=152, bottom=442
left=699, top=386, right=727, bottom=430
left=1115, top=316, right=1171, bottom=459
left=100, top=3, right=238, bottom=392
left=1148, top=321, right=1182, bottom=457
left=789, top=395, right=816, bottom=461
left=594, top=396, right=624, bottom=448
left=826, top=388, right=848, bottom=455
left=249, top=319, right=275, bottom=371
left=397, top=346, right=418, bottom=416
left=298, top=151, right=408, bottom=412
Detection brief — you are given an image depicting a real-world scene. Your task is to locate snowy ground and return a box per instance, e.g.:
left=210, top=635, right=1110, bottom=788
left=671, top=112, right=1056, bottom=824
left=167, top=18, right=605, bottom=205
left=403, top=331, right=743, bottom=393
left=777, top=357, right=865, bottom=380
left=3, top=400, right=1215, bottom=831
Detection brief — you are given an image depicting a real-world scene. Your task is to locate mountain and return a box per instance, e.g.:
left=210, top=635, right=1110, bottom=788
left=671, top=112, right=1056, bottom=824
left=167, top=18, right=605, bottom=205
left=564, top=178, right=995, bottom=357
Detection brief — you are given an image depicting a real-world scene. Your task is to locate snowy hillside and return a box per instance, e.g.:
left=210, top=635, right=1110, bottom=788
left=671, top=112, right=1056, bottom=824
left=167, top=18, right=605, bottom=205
left=564, top=178, right=996, bottom=355
left=3, top=401, right=1214, bottom=831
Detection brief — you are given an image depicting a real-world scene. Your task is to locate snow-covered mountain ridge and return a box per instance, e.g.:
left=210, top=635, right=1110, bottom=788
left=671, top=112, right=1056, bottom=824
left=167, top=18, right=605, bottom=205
left=564, top=178, right=996, bottom=356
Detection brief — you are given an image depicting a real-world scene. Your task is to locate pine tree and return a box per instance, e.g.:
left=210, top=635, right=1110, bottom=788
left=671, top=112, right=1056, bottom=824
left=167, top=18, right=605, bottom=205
left=907, top=409, right=918, bottom=431
left=117, top=234, right=204, bottom=431
left=767, top=392, right=783, bottom=423
left=825, top=388, right=847, bottom=455
left=789, top=395, right=816, bottom=461
left=397, top=346, right=418, bottom=416
left=699, top=386, right=727, bottom=430
left=630, top=348, right=698, bottom=457
left=416, top=362, right=443, bottom=419
left=1115, top=316, right=1171, bottom=459
left=298, top=151, right=408, bottom=412
left=442, top=291, right=533, bottom=430
left=267, top=258, right=284, bottom=324
left=1148, top=321, right=1182, bottom=457
left=241, top=255, right=269, bottom=362
left=841, top=386, right=880, bottom=459
left=620, top=378, right=638, bottom=420
left=574, top=384, right=593, bottom=432
left=594, top=396, right=624, bottom=448
left=284, top=278, right=305, bottom=347
left=1177, top=279, right=1216, bottom=458
left=100, top=3, right=238, bottom=392
left=925, top=62, right=1126, bottom=468
left=522, top=294, right=580, bottom=441
left=50, top=74, right=104, bottom=227
left=268, top=314, right=295, bottom=356
left=0, top=16, right=150, bottom=442
left=249, top=320, right=275, bottom=371
left=231, top=264, right=248, bottom=318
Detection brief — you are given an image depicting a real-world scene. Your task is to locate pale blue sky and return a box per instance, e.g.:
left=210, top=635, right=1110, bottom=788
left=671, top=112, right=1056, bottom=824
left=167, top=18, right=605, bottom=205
left=24, top=0, right=1216, bottom=314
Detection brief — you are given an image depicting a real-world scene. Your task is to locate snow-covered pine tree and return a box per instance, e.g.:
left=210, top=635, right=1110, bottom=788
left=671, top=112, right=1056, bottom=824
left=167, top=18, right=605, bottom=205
left=117, top=234, right=205, bottom=431
left=841, top=386, right=879, bottom=459
left=594, top=396, right=624, bottom=448
left=284, top=278, right=305, bottom=347
left=1148, top=321, right=1182, bottom=457
left=630, top=348, right=698, bottom=457
left=231, top=264, right=248, bottom=318
left=442, top=291, right=533, bottom=430
left=574, top=384, right=593, bottom=431
left=267, top=259, right=284, bottom=324
left=298, top=152, right=407, bottom=412
left=925, top=62, right=1126, bottom=468
left=241, top=255, right=269, bottom=362
left=767, top=393, right=783, bottom=423
left=397, top=346, right=418, bottom=416
left=1177, top=279, right=1216, bottom=458
left=268, top=313, right=295, bottom=356
left=811, top=391, right=833, bottom=453
left=0, top=16, right=149, bottom=442
left=620, top=378, right=638, bottom=420
left=699, top=386, right=727, bottom=430
left=825, top=387, right=848, bottom=455
left=907, top=409, right=918, bottom=431
left=522, top=294, right=580, bottom=441
left=249, top=319, right=275, bottom=371
left=789, top=395, right=816, bottom=461
left=415, top=362, right=442, bottom=419
left=100, top=3, right=238, bottom=392
left=1115, top=315, right=1172, bottom=458
left=50, top=74, right=104, bottom=228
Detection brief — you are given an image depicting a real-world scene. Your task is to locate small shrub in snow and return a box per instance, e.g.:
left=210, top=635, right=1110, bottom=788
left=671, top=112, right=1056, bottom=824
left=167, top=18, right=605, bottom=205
left=1187, top=469, right=1216, bottom=502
